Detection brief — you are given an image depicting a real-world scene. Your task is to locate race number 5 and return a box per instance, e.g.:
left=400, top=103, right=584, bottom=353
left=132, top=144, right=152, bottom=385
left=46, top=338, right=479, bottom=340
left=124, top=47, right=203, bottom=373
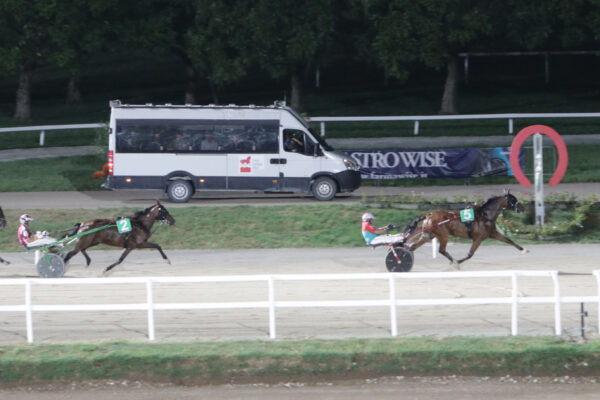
left=460, top=208, right=474, bottom=222
left=117, top=218, right=132, bottom=234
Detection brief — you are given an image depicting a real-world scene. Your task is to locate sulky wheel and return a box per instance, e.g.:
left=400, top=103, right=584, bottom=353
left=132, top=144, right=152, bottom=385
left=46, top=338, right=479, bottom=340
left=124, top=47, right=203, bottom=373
left=36, top=253, right=66, bottom=278
left=385, top=247, right=414, bottom=273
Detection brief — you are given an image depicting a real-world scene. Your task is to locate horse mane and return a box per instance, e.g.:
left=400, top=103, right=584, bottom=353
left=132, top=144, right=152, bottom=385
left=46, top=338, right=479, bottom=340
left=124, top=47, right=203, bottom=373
left=475, top=196, right=504, bottom=220
left=130, top=205, right=155, bottom=221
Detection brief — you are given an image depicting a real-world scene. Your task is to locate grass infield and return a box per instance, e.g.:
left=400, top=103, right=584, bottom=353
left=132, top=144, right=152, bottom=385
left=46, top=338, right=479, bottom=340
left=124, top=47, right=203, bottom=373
left=1, top=337, right=599, bottom=385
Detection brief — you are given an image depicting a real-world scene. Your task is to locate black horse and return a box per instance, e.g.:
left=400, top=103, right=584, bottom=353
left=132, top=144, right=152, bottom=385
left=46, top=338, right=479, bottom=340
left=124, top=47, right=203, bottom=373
left=0, top=207, right=9, bottom=265
left=62, top=202, right=175, bottom=274
left=406, top=190, right=527, bottom=268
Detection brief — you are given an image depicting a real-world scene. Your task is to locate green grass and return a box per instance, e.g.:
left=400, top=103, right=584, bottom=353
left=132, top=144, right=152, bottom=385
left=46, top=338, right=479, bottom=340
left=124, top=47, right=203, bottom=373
left=0, top=154, right=107, bottom=192
left=0, top=205, right=422, bottom=252
left=1, top=337, right=600, bottom=384
left=1, top=203, right=598, bottom=253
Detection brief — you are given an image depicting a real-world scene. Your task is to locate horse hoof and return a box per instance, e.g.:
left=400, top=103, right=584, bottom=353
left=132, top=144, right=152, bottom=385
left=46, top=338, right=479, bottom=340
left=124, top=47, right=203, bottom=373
left=102, top=269, right=113, bottom=277
left=521, top=248, right=529, bottom=254
left=3, top=261, right=9, bottom=265
left=165, top=259, right=171, bottom=265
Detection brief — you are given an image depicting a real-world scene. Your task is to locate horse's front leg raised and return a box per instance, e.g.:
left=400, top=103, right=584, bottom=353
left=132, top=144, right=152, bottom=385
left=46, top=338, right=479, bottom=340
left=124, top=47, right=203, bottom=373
left=103, top=248, right=133, bottom=275
left=140, top=242, right=170, bottom=264
left=489, top=231, right=529, bottom=254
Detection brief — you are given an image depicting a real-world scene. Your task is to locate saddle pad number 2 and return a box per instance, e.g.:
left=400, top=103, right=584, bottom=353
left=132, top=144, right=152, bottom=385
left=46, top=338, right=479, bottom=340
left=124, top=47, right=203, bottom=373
left=460, top=208, right=475, bottom=222
left=117, top=218, right=132, bottom=234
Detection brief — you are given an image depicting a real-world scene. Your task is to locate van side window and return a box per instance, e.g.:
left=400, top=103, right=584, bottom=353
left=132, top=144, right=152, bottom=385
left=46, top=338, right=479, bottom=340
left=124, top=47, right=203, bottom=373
left=115, top=119, right=279, bottom=154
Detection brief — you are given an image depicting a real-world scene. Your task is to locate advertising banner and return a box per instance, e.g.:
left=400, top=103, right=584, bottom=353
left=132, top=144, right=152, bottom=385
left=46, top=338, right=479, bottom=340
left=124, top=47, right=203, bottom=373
left=345, top=147, right=525, bottom=180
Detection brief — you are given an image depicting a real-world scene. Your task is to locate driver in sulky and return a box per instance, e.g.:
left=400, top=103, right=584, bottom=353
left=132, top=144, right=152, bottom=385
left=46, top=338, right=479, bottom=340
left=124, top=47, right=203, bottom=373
left=17, top=214, right=57, bottom=249
left=361, top=212, right=407, bottom=246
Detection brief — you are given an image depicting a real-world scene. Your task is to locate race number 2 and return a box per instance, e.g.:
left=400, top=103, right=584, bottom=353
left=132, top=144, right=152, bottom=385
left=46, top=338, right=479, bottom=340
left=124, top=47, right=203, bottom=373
left=117, top=218, right=132, bottom=234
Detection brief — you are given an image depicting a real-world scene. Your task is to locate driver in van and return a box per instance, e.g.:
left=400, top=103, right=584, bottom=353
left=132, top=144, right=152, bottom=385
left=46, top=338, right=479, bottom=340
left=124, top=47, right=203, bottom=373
left=284, top=131, right=304, bottom=153
left=17, top=214, right=57, bottom=249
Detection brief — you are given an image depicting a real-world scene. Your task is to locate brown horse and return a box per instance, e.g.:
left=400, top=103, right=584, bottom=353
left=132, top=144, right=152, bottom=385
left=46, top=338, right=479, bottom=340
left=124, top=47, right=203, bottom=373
left=62, top=202, right=175, bottom=274
left=0, top=207, right=8, bottom=265
left=406, top=191, right=527, bottom=268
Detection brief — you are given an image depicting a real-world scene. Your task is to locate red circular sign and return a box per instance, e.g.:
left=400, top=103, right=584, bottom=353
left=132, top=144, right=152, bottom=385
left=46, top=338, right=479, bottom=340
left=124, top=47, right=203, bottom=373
left=509, top=124, right=568, bottom=188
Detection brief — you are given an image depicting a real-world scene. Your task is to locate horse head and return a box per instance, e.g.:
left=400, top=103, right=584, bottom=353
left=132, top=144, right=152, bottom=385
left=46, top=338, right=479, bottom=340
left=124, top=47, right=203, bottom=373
left=503, top=190, right=525, bottom=213
left=153, top=201, right=175, bottom=226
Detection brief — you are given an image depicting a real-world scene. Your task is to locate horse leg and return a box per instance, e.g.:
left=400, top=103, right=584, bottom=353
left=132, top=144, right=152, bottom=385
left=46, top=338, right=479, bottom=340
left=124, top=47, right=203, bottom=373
left=457, top=239, right=484, bottom=264
left=435, top=236, right=459, bottom=268
left=489, top=231, right=529, bottom=254
left=103, top=248, right=133, bottom=275
left=62, top=248, right=80, bottom=264
left=0, top=257, right=9, bottom=265
left=408, top=232, right=431, bottom=252
left=81, top=249, right=92, bottom=267
left=139, top=242, right=170, bottom=264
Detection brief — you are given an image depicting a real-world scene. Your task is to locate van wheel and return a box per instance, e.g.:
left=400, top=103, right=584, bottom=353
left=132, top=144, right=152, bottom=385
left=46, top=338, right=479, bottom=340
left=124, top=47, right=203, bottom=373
left=167, top=180, right=193, bottom=203
left=312, top=177, right=337, bottom=201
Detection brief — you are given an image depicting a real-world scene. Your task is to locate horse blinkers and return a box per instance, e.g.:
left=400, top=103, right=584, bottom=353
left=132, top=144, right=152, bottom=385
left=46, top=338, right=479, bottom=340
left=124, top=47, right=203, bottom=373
left=156, top=204, right=175, bottom=225
left=505, top=193, right=524, bottom=213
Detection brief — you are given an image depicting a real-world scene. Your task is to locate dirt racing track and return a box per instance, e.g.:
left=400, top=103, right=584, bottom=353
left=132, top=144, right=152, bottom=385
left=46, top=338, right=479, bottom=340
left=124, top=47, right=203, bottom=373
left=0, top=243, right=598, bottom=344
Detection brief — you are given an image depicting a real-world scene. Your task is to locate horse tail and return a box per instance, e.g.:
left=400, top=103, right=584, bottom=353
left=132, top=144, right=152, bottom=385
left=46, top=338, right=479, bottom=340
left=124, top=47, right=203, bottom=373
left=62, top=223, right=81, bottom=239
left=402, top=215, right=426, bottom=237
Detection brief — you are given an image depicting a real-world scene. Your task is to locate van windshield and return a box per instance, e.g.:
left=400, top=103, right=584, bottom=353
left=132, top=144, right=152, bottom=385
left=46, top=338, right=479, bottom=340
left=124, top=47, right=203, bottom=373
left=308, top=127, right=334, bottom=152
left=283, top=106, right=334, bottom=151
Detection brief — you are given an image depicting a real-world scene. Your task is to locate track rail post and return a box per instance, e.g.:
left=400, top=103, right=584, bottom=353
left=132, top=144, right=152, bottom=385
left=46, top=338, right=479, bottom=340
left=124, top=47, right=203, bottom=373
left=551, top=271, right=562, bottom=335
left=389, top=276, right=398, bottom=336
left=146, top=279, right=155, bottom=341
left=268, top=276, right=276, bottom=339
left=25, top=280, right=33, bottom=343
left=511, top=272, right=518, bottom=336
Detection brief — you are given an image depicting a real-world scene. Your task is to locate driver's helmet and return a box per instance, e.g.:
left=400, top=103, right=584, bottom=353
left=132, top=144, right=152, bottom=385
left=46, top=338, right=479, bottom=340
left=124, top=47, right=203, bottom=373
left=19, top=214, right=33, bottom=224
left=362, top=212, right=374, bottom=222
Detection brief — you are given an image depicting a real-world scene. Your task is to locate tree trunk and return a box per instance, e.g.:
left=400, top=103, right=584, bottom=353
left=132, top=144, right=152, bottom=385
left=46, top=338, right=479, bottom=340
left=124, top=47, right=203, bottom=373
left=184, top=64, right=197, bottom=105
left=66, top=75, right=82, bottom=104
left=14, top=65, right=33, bottom=121
left=290, top=73, right=302, bottom=112
left=209, top=82, right=219, bottom=105
left=439, top=54, right=459, bottom=115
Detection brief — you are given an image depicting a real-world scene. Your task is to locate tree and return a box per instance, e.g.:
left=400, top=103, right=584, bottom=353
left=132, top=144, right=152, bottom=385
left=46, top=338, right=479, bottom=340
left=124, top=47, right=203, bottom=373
left=0, top=1, right=58, bottom=120
left=365, top=0, right=495, bottom=114
left=45, top=1, right=118, bottom=104
left=185, top=0, right=254, bottom=104
left=245, top=0, right=335, bottom=111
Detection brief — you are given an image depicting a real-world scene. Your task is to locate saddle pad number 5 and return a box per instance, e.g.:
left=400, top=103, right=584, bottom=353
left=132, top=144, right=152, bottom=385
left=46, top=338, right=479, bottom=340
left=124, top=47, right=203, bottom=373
left=117, top=218, right=132, bottom=234
left=460, top=208, right=474, bottom=222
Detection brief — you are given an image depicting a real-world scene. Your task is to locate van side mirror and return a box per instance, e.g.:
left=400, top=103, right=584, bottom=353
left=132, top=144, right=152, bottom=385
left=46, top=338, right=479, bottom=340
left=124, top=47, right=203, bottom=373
left=313, top=144, right=322, bottom=157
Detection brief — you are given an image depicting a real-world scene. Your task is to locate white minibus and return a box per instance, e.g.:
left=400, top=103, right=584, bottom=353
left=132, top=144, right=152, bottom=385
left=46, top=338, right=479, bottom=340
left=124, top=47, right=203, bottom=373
left=105, top=100, right=361, bottom=202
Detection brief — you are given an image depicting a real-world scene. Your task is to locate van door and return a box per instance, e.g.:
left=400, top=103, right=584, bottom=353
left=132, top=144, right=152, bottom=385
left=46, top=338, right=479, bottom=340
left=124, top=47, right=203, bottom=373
left=278, top=128, right=322, bottom=192
left=226, top=152, right=281, bottom=190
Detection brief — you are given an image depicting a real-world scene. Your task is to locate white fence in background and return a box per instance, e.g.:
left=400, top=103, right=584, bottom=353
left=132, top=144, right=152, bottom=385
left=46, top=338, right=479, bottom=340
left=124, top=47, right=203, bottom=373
left=0, top=123, right=105, bottom=146
left=2, top=111, right=600, bottom=144
left=1, top=270, right=599, bottom=343
left=309, top=112, right=600, bottom=136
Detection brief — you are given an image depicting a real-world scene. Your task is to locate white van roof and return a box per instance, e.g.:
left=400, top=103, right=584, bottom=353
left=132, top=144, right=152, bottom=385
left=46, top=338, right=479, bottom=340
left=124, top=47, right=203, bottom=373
left=109, top=100, right=310, bottom=129
left=109, top=99, right=287, bottom=111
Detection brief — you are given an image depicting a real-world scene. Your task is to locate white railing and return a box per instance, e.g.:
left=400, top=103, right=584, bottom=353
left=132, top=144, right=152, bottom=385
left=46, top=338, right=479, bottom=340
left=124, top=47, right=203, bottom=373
left=309, top=113, right=600, bottom=136
left=0, top=123, right=105, bottom=146
left=1, top=270, right=599, bottom=343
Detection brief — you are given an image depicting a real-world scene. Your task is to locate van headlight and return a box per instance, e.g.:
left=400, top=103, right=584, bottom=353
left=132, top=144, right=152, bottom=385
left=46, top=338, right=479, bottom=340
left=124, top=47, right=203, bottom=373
left=343, top=157, right=360, bottom=171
